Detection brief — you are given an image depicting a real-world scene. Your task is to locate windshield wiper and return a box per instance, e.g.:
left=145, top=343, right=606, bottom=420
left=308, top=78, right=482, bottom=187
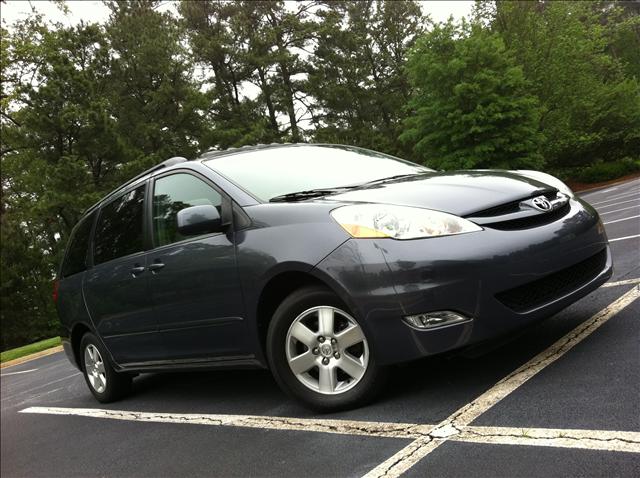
left=358, top=172, right=428, bottom=187
left=269, top=173, right=430, bottom=202
left=269, top=186, right=358, bottom=203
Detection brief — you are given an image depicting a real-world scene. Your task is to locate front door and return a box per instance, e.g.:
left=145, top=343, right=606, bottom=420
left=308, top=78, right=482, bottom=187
left=83, top=184, right=163, bottom=365
left=148, top=171, right=247, bottom=361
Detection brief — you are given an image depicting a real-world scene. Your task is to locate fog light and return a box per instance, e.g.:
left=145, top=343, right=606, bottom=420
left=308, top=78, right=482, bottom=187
left=403, top=311, right=472, bottom=329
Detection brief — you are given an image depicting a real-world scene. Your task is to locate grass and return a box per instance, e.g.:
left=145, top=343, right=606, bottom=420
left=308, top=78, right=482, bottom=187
left=0, top=337, right=61, bottom=363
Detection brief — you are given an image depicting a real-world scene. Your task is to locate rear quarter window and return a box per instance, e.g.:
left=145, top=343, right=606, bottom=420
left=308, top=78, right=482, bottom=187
left=61, top=212, right=96, bottom=278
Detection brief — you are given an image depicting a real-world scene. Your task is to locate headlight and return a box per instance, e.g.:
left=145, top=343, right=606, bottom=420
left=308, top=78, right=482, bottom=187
left=515, top=170, right=574, bottom=198
left=330, top=204, right=482, bottom=239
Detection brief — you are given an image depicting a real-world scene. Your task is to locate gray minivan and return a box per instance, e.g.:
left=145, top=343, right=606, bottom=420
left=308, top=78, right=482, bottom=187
left=56, top=144, right=611, bottom=410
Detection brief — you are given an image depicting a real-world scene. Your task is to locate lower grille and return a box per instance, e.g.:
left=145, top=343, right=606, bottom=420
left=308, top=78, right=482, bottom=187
left=496, top=249, right=607, bottom=313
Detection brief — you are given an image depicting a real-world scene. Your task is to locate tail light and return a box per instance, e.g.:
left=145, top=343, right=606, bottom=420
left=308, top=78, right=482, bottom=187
left=52, top=279, right=59, bottom=303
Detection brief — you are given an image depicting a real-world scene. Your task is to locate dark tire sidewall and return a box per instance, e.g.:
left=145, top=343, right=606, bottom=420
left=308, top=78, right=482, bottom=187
left=80, top=332, right=130, bottom=403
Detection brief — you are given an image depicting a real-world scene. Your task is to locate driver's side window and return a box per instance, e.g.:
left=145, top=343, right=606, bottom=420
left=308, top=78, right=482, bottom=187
left=153, top=173, right=222, bottom=247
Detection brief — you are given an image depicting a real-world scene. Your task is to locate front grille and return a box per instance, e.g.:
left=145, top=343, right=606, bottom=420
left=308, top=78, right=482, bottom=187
left=472, top=189, right=557, bottom=218
left=495, top=249, right=607, bottom=313
left=485, top=203, right=570, bottom=230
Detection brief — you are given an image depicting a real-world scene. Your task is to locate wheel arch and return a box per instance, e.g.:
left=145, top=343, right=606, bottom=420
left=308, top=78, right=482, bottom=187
left=70, top=322, right=92, bottom=369
left=255, top=268, right=359, bottom=360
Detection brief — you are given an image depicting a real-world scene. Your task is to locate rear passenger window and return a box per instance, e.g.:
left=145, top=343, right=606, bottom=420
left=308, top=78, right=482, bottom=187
left=61, top=212, right=96, bottom=277
left=93, top=185, right=146, bottom=265
left=153, top=173, right=222, bottom=247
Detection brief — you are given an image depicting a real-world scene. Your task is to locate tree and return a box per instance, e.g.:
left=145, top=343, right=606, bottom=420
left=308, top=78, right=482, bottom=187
left=1, top=18, right=107, bottom=348
left=105, top=0, right=208, bottom=175
left=0, top=4, right=207, bottom=349
left=309, top=0, right=424, bottom=156
left=475, top=0, right=640, bottom=170
left=179, top=0, right=270, bottom=149
left=179, top=0, right=317, bottom=147
left=402, top=21, right=543, bottom=170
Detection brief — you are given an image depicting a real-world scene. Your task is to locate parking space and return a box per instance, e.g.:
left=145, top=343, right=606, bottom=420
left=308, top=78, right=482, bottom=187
left=2, top=178, right=639, bottom=477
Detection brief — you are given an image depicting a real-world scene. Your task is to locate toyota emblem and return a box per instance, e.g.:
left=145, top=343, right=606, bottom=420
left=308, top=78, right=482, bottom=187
left=531, top=196, right=552, bottom=211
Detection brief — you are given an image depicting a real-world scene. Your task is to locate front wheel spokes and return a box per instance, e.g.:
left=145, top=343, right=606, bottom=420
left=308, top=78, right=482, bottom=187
left=289, top=351, right=317, bottom=375
left=318, top=307, right=335, bottom=337
left=285, top=306, right=369, bottom=395
left=318, top=365, right=337, bottom=393
left=335, top=324, right=365, bottom=349
left=337, top=353, right=366, bottom=381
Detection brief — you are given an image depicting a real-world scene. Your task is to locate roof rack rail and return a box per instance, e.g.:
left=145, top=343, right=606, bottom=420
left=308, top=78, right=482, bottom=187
left=113, top=156, right=188, bottom=194
left=84, top=156, right=188, bottom=214
left=201, top=142, right=300, bottom=159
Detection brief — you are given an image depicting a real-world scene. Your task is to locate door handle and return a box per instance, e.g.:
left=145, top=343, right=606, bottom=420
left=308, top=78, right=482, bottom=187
left=148, top=261, right=165, bottom=273
left=130, top=265, right=146, bottom=277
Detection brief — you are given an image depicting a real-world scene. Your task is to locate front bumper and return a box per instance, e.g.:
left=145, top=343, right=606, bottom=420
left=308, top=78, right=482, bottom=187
left=314, top=198, right=612, bottom=365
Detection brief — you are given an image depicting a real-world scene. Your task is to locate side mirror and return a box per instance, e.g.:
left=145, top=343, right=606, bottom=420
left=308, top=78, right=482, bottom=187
left=177, top=205, right=223, bottom=235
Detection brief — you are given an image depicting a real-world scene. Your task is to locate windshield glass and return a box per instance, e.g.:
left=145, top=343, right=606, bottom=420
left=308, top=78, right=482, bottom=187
left=203, top=145, right=431, bottom=201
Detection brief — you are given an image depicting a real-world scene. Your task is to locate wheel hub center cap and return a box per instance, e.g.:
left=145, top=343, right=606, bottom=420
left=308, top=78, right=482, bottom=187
left=320, top=343, right=334, bottom=357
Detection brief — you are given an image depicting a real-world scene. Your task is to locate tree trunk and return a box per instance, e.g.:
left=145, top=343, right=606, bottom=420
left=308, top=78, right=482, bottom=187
left=279, top=62, right=300, bottom=142
left=258, top=68, right=279, bottom=133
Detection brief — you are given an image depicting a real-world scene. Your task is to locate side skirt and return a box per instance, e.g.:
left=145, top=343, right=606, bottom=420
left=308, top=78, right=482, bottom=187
left=114, top=355, right=265, bottom=373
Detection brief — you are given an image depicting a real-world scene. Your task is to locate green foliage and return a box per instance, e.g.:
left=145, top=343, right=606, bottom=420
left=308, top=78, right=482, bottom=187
left=477, top=1, right=640, bottom=169
left=402, top=22, right=543, bottom=170
left=309, top=0, right=424, bottom=157
left=179, top=0, right=317, bottom=147
left=574, top=157, right=640, bottom=183
left=1, top=5, right=207, bottom=349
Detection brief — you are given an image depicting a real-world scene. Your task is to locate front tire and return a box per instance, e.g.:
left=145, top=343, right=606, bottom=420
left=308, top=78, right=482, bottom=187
left=267, top=286, right=386, bottom=411
left=80, top=332, right=132, bottom=403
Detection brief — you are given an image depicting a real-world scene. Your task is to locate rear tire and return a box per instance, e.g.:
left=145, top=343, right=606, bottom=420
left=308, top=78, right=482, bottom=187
left=80, top=332, right=132, bottom=403
left=267, top=286, right=387, bottom=411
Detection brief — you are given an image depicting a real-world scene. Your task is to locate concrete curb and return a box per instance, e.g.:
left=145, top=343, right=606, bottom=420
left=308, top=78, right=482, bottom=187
left=0, top=345, right=64, bottom=369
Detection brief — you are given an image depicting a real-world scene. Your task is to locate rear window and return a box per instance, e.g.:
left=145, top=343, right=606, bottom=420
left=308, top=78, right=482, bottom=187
left=93, top=185, right=146, bottom=265
left=61, top=212, right=96, bottom=278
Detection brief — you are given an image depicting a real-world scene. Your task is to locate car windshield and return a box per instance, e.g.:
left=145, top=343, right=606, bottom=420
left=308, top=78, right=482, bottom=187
left=203, top=145, right=431, bottom=202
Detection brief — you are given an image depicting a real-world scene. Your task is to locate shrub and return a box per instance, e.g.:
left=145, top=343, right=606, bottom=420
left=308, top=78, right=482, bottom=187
left=575, top=157, right=640, bottom=183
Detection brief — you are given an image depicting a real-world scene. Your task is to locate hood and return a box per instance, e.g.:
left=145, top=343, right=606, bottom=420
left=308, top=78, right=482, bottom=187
left=325, top=170, right=557, bottom=217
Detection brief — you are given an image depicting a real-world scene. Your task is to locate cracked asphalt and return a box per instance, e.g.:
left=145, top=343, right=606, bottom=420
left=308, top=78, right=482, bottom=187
left=1, top=178, right=639, bottom=477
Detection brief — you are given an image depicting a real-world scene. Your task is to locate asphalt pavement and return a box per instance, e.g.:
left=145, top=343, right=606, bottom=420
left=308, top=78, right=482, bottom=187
left=2, top=177, right=639, bottom=478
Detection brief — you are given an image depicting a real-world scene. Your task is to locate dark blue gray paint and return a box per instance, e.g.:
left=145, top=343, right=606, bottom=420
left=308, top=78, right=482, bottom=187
left=56, top=144, right=612, bottom=374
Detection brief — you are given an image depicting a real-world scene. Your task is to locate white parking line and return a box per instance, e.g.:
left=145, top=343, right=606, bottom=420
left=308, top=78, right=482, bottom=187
left=1, top=372, right=81, bottom=402
left=363, top=285, right=640, bottom=477
left=609, top=234, right=640, bottom=243
left=583, top=186, right=618, bottom=196
left=591, top=192, right=640, bottom=206
left=581, top=178, right=640, bottom=198
left=603, top=214, right=640, bottom=225
left=595, top=198, right=640, bottom=210
left=18, top=286, right=640, bottom=477
left=19, top=407, right=640, bottom=454
left=0, top=369, right=38, bottom=377
left=603, top=278, right=640, bottom=287
left=454, top=426, right=640, bottom=454
left=19, top=406, right=430, bottom=439
left=595, top=190, right=640, bottom=202
left=600, top=205, right=639, bottom=215
left=603, top=186, right=640, bottom=198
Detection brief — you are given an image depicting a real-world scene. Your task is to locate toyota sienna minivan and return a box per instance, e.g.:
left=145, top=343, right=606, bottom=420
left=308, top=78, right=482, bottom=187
left=56, top=143, right=611, bottom=410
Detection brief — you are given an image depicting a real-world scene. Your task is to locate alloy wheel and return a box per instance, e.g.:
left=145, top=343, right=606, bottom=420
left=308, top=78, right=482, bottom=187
left=285, top=306, right=369, bottom=395
left=84, top=344, right=107, bottom=393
